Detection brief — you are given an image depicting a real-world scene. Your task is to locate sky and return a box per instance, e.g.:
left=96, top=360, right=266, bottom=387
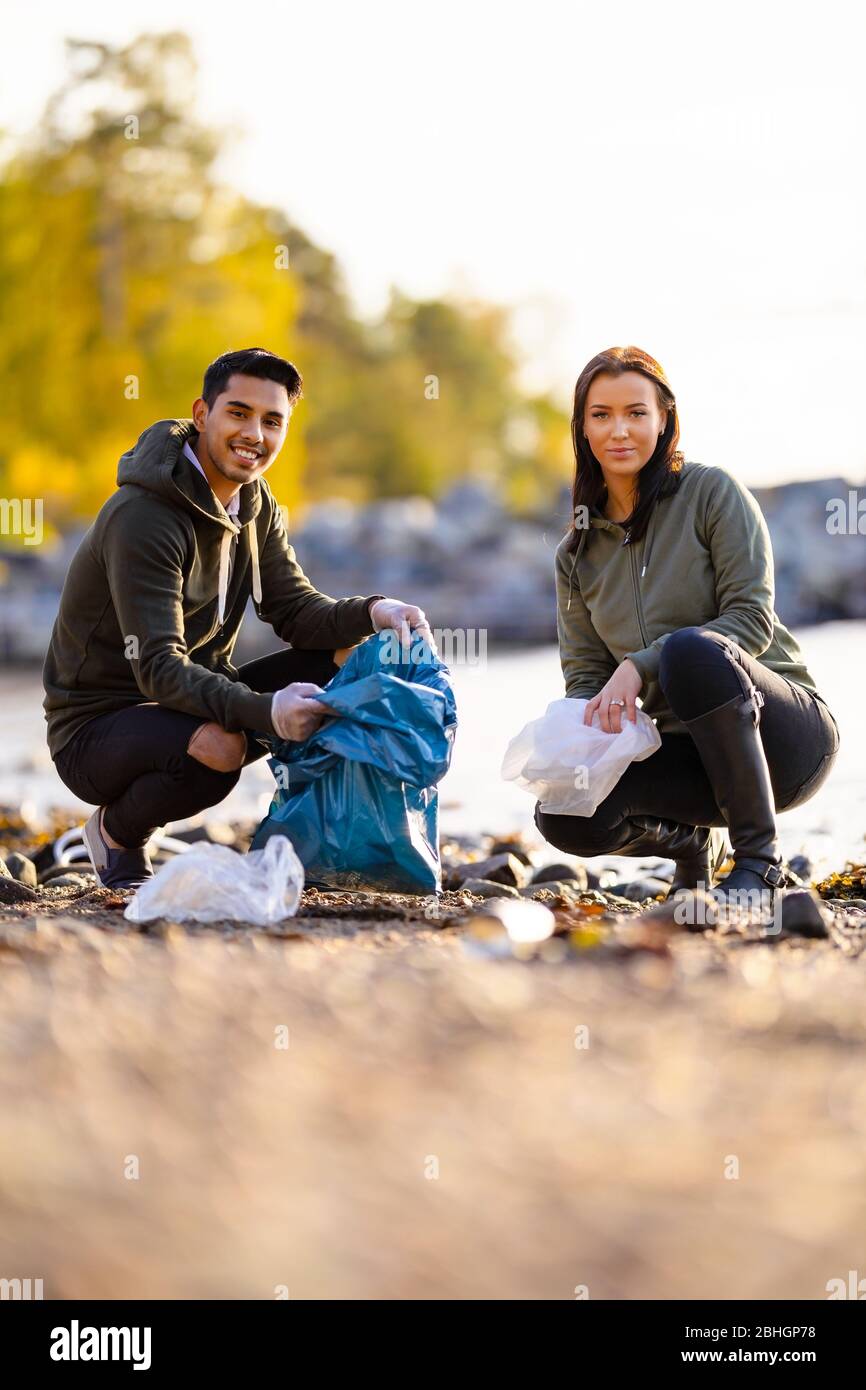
left=3, top=0, right=866, bottom=486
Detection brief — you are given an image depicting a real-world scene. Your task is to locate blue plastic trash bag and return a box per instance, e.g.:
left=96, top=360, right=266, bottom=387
left=251, top=632, right=458, bottom=893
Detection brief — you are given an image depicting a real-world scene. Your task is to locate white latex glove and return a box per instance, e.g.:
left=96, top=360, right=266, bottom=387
left=271, top=682, right=332, bottom=742
left=368, top=597, right=436, bottom=650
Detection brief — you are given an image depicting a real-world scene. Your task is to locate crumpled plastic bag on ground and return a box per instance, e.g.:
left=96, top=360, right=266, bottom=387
left=124, top=835, right=304, bottom=925
left=252, top=632, right=458, bottom=894
left=501, top=697, right=661, bottom=816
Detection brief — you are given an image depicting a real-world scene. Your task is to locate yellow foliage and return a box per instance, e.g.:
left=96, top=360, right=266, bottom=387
left=0, top=31, right=571, bottom=531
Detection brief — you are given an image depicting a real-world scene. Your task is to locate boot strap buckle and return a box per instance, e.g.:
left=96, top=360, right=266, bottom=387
left=722, top=647, right=765, bottom=720
left=746, top=688, right=764, bottom=722
left=762, top=861, right=784, bottom=887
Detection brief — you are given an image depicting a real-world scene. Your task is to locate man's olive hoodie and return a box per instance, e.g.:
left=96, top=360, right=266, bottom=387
left=555, top=460, right=819, bottom=734
left=43, top=419, right=385, bottom=759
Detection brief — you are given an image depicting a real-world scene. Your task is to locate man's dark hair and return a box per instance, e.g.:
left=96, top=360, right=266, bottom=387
left=202, top=348, right=303, bottom=409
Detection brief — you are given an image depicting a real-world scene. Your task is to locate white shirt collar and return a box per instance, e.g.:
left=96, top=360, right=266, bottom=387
left=182, top=439, right=241, bottom=519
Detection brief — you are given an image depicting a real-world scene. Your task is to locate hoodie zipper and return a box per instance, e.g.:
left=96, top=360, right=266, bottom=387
left=628, top=538, right=650, bottom=647
left=568, top=511, right=654, bottom=646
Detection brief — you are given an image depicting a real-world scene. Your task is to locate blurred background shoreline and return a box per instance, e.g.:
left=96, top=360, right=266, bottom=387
left=4, top=469, right=866, bottom=662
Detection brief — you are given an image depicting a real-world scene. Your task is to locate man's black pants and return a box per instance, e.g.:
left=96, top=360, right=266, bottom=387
left=53, top=649, right=338, bottom=848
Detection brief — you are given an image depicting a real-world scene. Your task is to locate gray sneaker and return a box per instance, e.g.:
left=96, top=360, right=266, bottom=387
left=82, top=809, right=154, bottom=891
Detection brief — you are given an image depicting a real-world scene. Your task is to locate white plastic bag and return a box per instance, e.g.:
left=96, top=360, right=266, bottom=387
left=124, top=834, right=304, bottom=925
left=501, top=698, right=661, bottom=816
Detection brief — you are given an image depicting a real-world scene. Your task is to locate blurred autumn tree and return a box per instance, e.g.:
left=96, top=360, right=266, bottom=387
left=0, top=31, right=570, bottom=532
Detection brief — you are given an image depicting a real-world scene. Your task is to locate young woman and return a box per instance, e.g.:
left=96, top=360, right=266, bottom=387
left=534, top=346, right=840, bottom=905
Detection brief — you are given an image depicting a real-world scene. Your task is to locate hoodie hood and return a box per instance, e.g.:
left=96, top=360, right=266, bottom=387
left=565, top=502, right=661, bottom=611
left=117, top=418, right=263, bottom=624
left=117, top=418, right=265, bottom=530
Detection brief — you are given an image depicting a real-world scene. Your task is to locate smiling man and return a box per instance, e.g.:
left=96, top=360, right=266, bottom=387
left=43, top=347, right=432, bottom=889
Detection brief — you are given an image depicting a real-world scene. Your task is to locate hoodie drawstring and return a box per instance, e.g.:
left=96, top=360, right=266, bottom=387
left=640, top=506, right=658, bottom=579
left=216, top=519, right=262, bottom=626
left=217, top=528, right=233, bottom=627
left=247, top=518, right=262, bottom=609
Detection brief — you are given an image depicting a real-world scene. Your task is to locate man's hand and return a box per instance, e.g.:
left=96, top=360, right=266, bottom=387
left=271, top=682, right=333, bottom=742
left=369, top=597, right=435, bottom=650
left=583, top=659, right=642, bottom=734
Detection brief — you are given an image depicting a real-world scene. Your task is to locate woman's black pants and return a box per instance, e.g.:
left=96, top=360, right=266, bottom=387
left=535, top=627, right=840, bottom=858
left=53, top=649, right=338, bottom=848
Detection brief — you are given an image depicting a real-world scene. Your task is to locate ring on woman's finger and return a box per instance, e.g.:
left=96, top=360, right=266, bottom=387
left=610, top=698, right=626, bottom=707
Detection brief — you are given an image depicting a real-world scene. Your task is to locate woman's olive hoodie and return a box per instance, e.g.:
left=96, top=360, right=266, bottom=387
left=555, top=460, right=818, bottom=734
left=43, top=419, right=385, bottom=758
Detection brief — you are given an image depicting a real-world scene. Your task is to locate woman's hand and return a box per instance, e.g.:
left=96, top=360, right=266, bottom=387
left=583, top=659, right=642, bottom=733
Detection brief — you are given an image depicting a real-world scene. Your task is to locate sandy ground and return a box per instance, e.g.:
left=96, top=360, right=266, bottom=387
left=1, top=870, right=865, bottom=1301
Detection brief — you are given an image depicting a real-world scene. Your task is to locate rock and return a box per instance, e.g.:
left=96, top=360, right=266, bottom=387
left=635, top=889, right=720, bottom=933
left=787, top=854, right=813, bottom=882
left=488, top=838, right=534, bottom=866
left=449, top=853, right=532, bottom=890
left=518, top=881, right=579, bottom=900
left=779, top=888, right=832, bottom=938
left=596, top=868, right=623, bottom=890
left=576, top=889, right=616, bottom=907
left=580, top=865, right=624, bottom=891
left=0, top=857, right=11, bottom=878
left=171, top=823, right=238, bottom=848
left=0, top=877, right=39, bottom=904
left=437, top=479, right=505, bottom=540
left=30, top=841, right=59, bottom=875
left=609, top=878, right=671, bottom=903
left=38, top=862, right=96, bottom=886
left=532, top=862, right=588, bottom=889
left=753, top=476, right=866, bottom=626
left=4, top=852, right=38, bottom=889
left=459, top=878, right=521, bottom=900
left=45, top=873, right=90, bottom=889
left=645, top=861, right=675, bottom=883
left=441, top=832, right=487, bottom=853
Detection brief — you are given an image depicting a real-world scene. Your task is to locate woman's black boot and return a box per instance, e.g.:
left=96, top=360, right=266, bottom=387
left=668, top=826, right=730, bottom=893
left=682, top=685, right=788, bottom=911
left=600, top=814, right=728, bottom=893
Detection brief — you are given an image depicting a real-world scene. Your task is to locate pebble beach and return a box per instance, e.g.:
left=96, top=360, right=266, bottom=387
left=1, top=805, right=865, bottom=1300
left=1, top=624, right=864, bottom=1299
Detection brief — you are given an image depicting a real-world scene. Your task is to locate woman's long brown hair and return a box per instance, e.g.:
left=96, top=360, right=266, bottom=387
left=564, top=346, right=685, bottom=552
